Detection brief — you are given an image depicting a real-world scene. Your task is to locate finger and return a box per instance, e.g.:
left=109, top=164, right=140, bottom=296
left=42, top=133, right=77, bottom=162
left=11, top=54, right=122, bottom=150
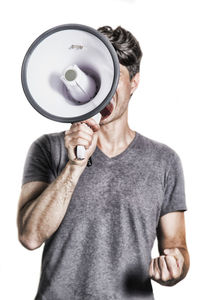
left=173, top=248, right=184, bottom=270
left=149, top=259, right=154, bottom=278
left=164, top=248, right=181, bottom=260
left=90, top=131, right=99, bottom=147
left=70, top=123, right=94, bottom=136
left=64, top=134, right=71, bottom=148
left=159, top=256, right=172, bottom=281
left=71, top=137, right=90, bottom=149
left=65, top=134, right=89, bottom=149
left=164, top=248, right=184, bottom=271
left=165, top=255, right=181, bottom=279
left=69, top=122, right=82, bottom=130
left=154, top=258, right=161, bottom=280
left=67, top=131, right=93, bottom=145
left=67, top=144, right=76, bottom=160
left=80, top=118, right=100, bottom=132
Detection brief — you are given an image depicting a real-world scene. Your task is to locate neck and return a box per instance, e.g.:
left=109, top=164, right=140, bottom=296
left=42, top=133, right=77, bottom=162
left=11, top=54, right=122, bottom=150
left=97, top=109, right=135, bottom=156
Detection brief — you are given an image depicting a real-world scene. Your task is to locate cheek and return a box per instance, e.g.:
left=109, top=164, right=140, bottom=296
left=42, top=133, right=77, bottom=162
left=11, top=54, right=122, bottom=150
left=117, top=80, right=131, bottom=98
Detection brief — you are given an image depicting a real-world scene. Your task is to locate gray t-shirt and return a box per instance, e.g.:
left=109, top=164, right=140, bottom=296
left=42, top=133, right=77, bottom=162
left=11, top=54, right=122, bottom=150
left=22, top=131, right=187, bottom=300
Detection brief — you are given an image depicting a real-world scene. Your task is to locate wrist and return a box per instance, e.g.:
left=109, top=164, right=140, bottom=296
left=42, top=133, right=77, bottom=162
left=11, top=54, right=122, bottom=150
left=58, top=160, right=86, bottom=186
left=68, top=159, right=87, bottom=172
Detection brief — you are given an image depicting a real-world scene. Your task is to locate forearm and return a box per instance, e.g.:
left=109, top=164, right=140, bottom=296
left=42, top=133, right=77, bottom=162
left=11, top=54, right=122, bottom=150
left=19, top=162, right=85, bottom=249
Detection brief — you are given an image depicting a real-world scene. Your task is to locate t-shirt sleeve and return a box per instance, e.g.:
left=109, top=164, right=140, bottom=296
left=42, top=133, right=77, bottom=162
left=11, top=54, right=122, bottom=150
left=160, top=151, right=187, bottom=217
left=22, top=135, right=55, bottom=186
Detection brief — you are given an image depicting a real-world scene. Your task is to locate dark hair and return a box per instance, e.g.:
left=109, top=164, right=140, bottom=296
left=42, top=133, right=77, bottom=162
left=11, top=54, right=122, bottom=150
left=97, top=26, right=143, bottom=79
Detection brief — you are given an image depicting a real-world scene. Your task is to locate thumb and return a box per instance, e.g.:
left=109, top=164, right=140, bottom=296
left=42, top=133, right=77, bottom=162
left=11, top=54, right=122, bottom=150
left=164, top=248, right=176, bottom=256
left=164, top=249, right=172, bottom=255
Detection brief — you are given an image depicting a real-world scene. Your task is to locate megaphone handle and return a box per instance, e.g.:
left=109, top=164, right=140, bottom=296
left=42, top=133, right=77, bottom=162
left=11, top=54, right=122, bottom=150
left=76, top=145, right=86, bottom=160
left=76, top=113, right=101, bottom=160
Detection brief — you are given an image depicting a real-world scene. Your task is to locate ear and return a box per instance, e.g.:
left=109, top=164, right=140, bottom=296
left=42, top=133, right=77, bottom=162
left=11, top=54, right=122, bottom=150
left=130, top=72, right=140, bottom=95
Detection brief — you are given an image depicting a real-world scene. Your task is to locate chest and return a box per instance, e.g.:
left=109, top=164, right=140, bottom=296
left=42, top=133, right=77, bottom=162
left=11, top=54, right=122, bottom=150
left=69, top=159, right=164, bottom=221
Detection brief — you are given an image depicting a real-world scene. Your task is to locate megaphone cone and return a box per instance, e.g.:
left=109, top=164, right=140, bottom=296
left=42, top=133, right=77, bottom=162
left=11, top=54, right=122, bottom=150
left=21, top=23, right=120, bottom=159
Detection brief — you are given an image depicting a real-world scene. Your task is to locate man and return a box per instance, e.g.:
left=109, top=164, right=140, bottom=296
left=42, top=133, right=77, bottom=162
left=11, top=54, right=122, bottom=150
left=17, top=26, right=189, bottom=300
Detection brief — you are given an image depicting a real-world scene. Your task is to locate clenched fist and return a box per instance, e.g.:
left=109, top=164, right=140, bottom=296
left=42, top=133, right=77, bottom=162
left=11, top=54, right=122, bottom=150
left=149, top=248, right=185, bottom=286
left=65, top=118, right=100, bottom=167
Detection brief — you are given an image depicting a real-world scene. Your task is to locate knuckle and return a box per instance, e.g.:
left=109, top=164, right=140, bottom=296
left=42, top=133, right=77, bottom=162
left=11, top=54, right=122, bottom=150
left=76, top=124, right=82, bottom=131
left=174, top=248, right=179, bottom=254
left=155, top=273, right=160, bottom=280
left=81, top=123, right=88, bottom=130
left=70, top=123, right=77, bottom=129
left=161, top=273, right=170, bottom=282
left=78, top=127, right=88, bottom=137
left=172, top=270, right=181, bottom=279
left=172, top=273, right=179, bottom=280
left=161, top=276, right=167, bottom=282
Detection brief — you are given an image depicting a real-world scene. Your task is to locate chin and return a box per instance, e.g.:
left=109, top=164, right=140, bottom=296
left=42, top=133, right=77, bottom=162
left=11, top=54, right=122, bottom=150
left=100, top=120, right=110, bottom=126
left=99, top=114, right=116, bottom=125
left=99, top=118, right=110, bottom=126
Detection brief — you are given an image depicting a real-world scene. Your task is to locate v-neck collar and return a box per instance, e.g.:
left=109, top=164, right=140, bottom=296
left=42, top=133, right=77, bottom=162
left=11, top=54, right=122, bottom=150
left=95, top=131, right=139, bottom=162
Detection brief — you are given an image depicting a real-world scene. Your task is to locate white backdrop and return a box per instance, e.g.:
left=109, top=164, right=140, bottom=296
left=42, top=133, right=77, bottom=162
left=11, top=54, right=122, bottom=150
left=0, top=0, right=199, bottom=299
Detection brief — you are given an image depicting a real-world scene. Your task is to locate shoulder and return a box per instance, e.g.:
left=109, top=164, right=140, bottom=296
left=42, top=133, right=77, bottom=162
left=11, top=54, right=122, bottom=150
left=28, top=131, right=66, bottom=160
left=136, top=131, right=181, bottom=167
left=33, top=131, right=65, bottom=149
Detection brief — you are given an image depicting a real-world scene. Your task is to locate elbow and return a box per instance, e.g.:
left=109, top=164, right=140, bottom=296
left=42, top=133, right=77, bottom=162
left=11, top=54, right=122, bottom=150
left=17, top=212, right=44, bottom=250
left=18, top=234, right=43, bottom=251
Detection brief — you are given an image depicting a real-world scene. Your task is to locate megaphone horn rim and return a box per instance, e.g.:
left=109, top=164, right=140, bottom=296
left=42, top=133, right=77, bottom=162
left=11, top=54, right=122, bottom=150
left=21, top=23, right=120, bottom=123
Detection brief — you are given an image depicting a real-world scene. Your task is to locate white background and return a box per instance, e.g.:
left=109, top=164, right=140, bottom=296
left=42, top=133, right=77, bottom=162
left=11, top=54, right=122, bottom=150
left=0, top=0, right=199, bottom=299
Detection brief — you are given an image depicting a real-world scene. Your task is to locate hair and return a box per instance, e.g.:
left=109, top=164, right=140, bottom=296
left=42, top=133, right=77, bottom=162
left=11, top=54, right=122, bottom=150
left=97, top=26, right=143, bottom=79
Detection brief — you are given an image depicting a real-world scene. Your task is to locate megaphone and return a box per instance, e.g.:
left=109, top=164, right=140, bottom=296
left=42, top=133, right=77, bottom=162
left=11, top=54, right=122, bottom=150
left=21, top=24, right=120, bottom=159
